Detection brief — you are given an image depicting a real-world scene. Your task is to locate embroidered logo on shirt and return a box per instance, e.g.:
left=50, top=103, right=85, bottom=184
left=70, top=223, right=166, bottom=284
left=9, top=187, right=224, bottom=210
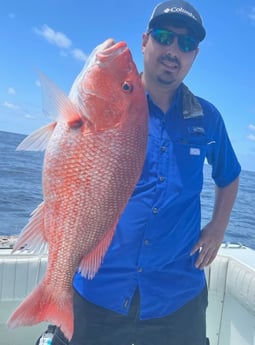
left=190, top=148, right=200, bottom=156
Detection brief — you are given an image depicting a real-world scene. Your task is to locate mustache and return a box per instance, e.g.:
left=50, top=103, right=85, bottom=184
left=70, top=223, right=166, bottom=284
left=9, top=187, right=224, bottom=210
left=159, top=54, right=180, bottom=67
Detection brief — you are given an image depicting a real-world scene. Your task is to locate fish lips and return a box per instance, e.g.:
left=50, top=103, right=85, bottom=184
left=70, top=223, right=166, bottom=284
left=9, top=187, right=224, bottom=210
left=96, top=39, right=128, bottom=63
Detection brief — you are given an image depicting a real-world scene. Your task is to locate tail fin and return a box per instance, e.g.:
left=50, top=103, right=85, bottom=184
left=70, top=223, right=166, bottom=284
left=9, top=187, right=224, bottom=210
left=7, top=281, right=74, bottom=340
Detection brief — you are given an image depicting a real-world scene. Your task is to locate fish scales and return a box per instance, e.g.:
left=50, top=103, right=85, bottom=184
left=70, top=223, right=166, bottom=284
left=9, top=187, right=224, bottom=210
left=7, top=38, right=148, bottom=341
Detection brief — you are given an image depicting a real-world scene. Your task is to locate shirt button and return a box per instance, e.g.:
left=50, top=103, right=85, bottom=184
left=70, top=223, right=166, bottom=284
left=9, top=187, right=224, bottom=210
left=144, top=239, right=150, bottom=245
left=159, top=176, right=165, bottom=182
left=160, top=146, right=167, bottom=152
left=138, top=267, right=143, bottom=273
left=152, top=207, right=158, bottom=214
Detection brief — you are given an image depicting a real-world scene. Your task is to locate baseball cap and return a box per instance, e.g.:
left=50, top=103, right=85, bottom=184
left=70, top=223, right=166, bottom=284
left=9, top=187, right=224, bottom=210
left=148, top=0, right=206, bottom=41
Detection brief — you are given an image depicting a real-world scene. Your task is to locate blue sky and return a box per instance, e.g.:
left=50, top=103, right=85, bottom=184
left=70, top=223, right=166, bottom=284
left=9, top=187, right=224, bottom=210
left=0, top=1, right=255, bottom=171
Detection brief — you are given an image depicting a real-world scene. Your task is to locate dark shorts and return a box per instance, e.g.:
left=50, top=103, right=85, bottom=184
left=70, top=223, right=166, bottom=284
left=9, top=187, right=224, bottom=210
left=52, top=287, right=209, bottom=345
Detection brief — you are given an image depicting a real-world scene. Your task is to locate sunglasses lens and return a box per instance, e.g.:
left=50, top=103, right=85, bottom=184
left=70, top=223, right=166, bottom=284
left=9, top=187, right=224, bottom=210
left=150, top=29, right=198, bottom=52
left=179, top=36, right=198, bottom=52
left=151, top=29, right=175, bottom=46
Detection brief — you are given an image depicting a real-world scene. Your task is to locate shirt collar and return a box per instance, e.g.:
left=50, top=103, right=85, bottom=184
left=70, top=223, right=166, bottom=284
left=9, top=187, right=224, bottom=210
left=146, top=83, right=204, bottom=119
left=181, top=83, right=204, bottom=118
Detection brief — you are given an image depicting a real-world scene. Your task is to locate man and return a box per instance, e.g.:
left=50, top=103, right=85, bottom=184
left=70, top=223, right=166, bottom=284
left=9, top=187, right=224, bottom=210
left=50, top=1, right=241, bottom=344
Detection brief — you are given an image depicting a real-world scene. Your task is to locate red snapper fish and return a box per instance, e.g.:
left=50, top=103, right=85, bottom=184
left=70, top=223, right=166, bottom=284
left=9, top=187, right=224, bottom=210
left=7, top=38, right=148, bottom=340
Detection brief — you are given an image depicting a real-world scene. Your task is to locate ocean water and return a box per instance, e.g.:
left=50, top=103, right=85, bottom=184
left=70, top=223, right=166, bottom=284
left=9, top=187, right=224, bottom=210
left=0, top=130, right=254, bottom=250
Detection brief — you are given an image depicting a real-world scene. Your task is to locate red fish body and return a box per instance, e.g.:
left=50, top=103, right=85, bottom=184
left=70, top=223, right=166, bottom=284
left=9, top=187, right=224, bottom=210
left=7, top=39, right=148, bottom=340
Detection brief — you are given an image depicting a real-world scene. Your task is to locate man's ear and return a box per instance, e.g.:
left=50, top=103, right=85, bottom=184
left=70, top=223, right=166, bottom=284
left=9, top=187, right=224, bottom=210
left=142, top=32, right=149, bottom=53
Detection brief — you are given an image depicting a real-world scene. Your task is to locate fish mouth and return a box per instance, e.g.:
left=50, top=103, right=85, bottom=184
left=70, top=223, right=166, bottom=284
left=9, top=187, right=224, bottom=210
left=96, top=39, right=128, bottom=62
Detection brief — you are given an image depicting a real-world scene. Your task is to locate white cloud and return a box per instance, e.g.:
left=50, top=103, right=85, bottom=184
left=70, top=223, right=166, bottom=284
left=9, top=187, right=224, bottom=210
left=71, top=48, right=87, bottom=62
left=247, top=124, right=255, bottom=141
left=248, top=124, right=255, bottom=131
left=247, top=134, right=255, bottom=141
left=24, top=113, right=36, bottom=119
left=249, top=7, right=255, bottom=20
left=8, top=87, right=16, bottom=95
left=34, top=25, right=72, bottom=49
left=3, top=101, right=19, bottom=110
left=34, top=25, right=87, bottom=63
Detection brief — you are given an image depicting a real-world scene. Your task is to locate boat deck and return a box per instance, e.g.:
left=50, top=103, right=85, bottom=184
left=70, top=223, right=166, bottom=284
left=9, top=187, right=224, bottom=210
left=1, top=238, right=255, bottom=345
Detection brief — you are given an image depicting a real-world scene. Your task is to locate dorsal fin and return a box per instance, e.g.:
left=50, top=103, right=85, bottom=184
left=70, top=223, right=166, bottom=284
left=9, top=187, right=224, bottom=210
left=36, top=70, right=82, bottom=124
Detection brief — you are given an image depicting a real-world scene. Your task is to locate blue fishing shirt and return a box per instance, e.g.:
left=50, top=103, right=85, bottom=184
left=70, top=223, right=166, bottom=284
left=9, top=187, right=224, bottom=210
left=73, top=83, right=241, bottom=319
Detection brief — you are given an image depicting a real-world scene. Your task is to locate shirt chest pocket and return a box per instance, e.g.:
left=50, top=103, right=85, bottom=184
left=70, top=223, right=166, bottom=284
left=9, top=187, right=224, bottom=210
left=172, top=135, right=208, bottom=193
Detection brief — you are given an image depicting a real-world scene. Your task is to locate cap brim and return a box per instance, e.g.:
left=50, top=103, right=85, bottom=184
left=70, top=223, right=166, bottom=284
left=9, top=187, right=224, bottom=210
left=149, top=13, right=206, bottom=41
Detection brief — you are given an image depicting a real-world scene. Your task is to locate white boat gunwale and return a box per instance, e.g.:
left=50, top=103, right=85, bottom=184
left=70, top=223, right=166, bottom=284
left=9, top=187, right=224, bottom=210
left=0, top=238, right=255, bottom=345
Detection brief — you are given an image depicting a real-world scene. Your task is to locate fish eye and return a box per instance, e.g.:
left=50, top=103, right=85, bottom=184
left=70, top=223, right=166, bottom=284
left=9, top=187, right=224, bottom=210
left=122, top=81, right=133, bottom=93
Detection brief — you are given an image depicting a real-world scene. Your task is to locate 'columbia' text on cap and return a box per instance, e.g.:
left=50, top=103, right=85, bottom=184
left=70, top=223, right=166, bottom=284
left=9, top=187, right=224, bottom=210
left=148, top=0, right=206, bottom=41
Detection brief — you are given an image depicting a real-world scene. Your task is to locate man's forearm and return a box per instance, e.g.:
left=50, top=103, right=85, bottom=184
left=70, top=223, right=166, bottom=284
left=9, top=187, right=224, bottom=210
left=211, top=176, right=240, bottom=231
left=191, top=175, right=240, bottom=268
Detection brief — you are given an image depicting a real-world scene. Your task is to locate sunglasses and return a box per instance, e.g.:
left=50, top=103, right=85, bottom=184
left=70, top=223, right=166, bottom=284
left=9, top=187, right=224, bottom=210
left=148, top=28, right=199, bottom=53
